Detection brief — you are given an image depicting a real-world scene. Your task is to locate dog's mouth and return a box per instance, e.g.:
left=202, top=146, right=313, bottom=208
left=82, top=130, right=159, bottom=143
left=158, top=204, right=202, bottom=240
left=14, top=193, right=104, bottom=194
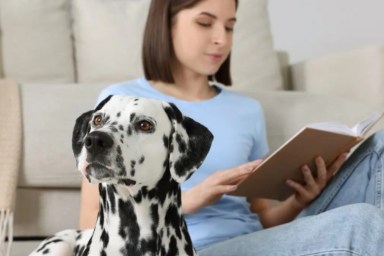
left=84, top=163, right=137, bottom=186
left=85, top=162, right=113, bottom=181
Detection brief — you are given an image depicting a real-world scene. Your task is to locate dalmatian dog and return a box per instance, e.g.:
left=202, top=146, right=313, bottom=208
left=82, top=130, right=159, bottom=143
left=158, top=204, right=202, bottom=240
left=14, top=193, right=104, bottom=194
left=29, top=95, right=213, bottom=256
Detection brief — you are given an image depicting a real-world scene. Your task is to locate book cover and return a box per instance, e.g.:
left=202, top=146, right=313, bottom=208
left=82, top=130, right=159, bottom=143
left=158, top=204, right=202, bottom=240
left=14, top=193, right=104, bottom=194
left=230, top=112, right=383, bottom=201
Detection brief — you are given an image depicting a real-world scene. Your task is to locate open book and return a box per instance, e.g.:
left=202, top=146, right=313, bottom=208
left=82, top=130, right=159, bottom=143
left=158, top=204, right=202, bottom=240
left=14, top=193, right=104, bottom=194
left=230, top=111, right=384, bottom=201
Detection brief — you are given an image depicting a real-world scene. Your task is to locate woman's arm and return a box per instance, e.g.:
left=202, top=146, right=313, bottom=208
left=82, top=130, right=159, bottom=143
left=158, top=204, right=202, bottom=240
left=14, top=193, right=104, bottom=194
left=79, top=178, right=100, bottom=229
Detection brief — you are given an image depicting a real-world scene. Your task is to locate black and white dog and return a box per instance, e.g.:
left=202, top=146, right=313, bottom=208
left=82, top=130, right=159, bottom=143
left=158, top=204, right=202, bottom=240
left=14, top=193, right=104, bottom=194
left=29, top=95, right=213, bottom=256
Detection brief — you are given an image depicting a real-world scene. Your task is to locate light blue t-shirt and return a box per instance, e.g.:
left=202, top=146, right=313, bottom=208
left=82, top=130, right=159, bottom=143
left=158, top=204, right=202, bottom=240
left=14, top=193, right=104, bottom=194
left=96, top=77, right=269, bottom=250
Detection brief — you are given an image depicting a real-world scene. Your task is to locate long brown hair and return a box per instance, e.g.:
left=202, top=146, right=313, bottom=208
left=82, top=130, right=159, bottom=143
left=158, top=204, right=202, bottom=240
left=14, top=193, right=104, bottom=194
left=142, top=0, right=238, bottom=86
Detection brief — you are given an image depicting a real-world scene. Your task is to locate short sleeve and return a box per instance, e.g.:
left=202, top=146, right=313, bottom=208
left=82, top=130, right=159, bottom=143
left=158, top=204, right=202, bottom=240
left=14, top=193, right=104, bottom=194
left=249, top=103, right=269, bottom=160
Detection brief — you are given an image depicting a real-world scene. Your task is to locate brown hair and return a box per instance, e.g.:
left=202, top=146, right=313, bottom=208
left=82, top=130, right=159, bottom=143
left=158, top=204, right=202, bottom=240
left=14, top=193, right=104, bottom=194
left=142, top=0, right=238, bottom=86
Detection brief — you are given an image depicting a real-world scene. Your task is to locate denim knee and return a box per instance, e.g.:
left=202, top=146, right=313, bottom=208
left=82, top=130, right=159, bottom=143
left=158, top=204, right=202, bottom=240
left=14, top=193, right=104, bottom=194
left=336, top=203, right=384, bottom=226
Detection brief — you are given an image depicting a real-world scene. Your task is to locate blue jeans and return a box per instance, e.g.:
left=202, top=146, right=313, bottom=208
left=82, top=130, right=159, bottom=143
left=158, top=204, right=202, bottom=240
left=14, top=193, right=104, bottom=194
left=200, top=130, right=384, bottom=256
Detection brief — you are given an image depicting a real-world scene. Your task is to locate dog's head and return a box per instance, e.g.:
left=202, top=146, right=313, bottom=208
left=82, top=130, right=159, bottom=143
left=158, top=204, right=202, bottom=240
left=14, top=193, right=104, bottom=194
left=72, top=95, right=213, bottom=188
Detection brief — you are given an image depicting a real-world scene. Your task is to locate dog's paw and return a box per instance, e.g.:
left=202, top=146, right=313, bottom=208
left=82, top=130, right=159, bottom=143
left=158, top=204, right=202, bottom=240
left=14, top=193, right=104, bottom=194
left=29, top=229, right=92, bottom=256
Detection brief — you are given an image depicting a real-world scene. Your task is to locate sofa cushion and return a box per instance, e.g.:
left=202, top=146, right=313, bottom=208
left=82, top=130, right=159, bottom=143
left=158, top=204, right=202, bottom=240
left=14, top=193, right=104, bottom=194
left=0, top=0, right=75, bottom=83
left=19, top=83, right=108, bottom=187
left=14, top=188, right=80, bottom=236
left=72, top=0, right=150, bottom=84
left=72, top=0, right=283, bottom=91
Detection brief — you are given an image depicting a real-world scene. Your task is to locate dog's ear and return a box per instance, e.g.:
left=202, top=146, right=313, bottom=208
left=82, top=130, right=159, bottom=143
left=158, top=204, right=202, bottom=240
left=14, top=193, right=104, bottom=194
left=72, top=110, right=93, bottom=159
left=72, top=96, right=112, bottom=158
left=163, top=102, right=214, bottom=183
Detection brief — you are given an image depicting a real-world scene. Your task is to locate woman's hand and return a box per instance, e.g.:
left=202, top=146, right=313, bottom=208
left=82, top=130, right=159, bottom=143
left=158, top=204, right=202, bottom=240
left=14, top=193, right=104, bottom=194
left=182, top=160, right=263, bottom=214
left=286, top=153, right=348, bottom=208
left=254, top=153, right=349, bottom=228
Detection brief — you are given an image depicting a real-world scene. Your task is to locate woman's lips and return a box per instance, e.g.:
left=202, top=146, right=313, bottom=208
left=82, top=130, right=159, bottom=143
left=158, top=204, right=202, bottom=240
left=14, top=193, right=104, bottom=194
left=206, top=53, right=223, bottom=62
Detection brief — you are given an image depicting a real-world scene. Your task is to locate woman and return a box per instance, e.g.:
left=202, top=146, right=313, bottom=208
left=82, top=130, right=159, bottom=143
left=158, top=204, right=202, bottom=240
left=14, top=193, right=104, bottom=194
left=81, top=0, right=384, bottom=255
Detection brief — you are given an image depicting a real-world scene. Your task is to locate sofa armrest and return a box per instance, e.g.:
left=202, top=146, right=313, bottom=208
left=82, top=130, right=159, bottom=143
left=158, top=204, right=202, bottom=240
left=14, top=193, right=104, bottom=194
left=290, top=45, right=384, bottom=108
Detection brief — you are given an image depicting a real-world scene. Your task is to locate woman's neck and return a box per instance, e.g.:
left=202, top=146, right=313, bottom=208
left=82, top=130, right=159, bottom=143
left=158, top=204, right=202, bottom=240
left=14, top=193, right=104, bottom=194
left=150, top=73, right=217, bottom=102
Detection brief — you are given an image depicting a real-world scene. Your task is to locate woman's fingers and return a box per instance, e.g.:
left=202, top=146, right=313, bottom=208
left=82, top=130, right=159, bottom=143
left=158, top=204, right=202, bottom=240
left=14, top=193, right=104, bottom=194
left=215, top=160, right=262, bottom=185
left=327, top=153, right=348, bottom=178
left=314, top=157, right=327, bottom=188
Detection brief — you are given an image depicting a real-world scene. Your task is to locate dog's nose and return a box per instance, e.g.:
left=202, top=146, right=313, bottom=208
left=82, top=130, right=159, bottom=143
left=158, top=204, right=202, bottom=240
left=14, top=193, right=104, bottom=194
left=85, top=131, right=113, bottom=153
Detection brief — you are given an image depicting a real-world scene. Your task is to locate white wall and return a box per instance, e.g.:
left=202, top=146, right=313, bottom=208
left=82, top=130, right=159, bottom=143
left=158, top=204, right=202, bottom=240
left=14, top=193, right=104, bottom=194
left=268, top=0, right=384, bottom=63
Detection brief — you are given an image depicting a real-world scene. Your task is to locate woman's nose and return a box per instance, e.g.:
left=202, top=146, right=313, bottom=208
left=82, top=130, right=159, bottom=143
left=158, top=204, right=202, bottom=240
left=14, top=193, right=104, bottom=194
left=212, top=26, right=228, bottom=46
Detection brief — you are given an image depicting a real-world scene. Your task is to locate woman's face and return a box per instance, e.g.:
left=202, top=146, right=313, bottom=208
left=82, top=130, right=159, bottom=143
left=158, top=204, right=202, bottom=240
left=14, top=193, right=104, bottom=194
left=171, top=0, right=236, bottom=78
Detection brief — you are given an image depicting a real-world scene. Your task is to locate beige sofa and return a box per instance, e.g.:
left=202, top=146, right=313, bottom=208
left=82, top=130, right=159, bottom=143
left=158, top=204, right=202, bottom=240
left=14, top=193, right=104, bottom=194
left=0, top=0, right=383, bottom=255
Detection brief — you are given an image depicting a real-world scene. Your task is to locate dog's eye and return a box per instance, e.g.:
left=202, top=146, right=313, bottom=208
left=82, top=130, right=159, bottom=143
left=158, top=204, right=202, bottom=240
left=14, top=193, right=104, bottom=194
left=136, top=120, right=153, bottom=132
left=93, top=115, right=103, bottom=127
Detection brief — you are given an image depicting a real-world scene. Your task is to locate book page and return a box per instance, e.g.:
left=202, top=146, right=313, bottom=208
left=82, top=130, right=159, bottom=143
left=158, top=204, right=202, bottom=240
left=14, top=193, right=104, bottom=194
left=306, top=122, right=355, bottom=136
left=306, top=111, right=384, bottom=137
left=351, top=112, right=384, bottom=136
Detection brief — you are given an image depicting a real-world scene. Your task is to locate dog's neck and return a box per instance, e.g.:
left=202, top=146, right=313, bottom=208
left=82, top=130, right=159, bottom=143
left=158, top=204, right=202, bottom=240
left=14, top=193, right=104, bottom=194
left=86, top=172, right=195, bottom=255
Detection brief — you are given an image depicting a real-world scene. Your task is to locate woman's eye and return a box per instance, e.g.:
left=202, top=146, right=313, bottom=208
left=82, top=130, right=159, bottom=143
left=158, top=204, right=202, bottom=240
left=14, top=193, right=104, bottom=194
left=137, top=120, right=154, bottom=132
left=225, top=26, right=234, bottom=32
left=93, top=115, right=103, bottom=126
left=197, top=21, right=211, bottom=28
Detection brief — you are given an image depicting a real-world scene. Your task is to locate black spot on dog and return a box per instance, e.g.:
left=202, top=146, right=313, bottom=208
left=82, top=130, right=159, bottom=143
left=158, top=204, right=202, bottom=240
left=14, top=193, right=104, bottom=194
left=107, top=186, right=116, bottom=214
left=116, top=112, right=121, bottom=118
left=165, top=204, right=182, bottom=239
left=151, top=204, right=159, bottom=227
left=110, top=126, right=118, bottom=133
left=130, top=160, right=136, bottom=176
left=128, top=126, right=132, bottom=136
left=117, top=146, right=122, bottom=155
left=99, top=185, right=106, bottom=226
left=94, top=95, right=112, bottom=112
left=118, top=199, right=141, bottom=255
left=167, top=235, right=178, bottom=256
left=116, top=153, right=126, bottom=176
left=118, top=124, right=124, bottom=131
left=36, top=238, right=63, bottom=253
left=101, top=230, right=109, bottom=247
left=133, top=190, right=142, bottom=203
left=130, top=113, right=136, bottom=122
left=139, top=155, right=145, bottom=164
left=163, top=135, right=169, bottom=148
left=176, top=134, right=187, bottom=153
left=183, top=226, right=195, bottom=255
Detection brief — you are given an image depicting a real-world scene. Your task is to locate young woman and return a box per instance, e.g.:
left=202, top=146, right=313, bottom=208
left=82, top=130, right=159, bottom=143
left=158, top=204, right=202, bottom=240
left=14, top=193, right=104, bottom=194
left=80, top=0, right=384, bottom=254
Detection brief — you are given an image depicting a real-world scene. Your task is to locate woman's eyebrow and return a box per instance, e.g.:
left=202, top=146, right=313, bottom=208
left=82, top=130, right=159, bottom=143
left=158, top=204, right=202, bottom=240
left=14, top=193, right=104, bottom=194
left=198, top=12, right=237, bottom=22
